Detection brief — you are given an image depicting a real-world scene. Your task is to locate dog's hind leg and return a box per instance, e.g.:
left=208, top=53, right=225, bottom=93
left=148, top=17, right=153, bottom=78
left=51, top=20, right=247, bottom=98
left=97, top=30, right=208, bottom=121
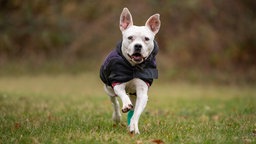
left=127, top=95, right=136, bottom=125
left=110, top=96, right=121, bottom=124
left=104, top=85, right=121, bottom=124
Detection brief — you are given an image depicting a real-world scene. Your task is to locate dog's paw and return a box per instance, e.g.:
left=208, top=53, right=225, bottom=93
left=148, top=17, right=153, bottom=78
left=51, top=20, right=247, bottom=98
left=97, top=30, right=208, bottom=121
left=129, top=125, right=140, bottom=135
left=129, top=119, right=140, bottom=134
left=112, top=112, right=121, bottom=124
left=122, top=104, right=133, bottom=113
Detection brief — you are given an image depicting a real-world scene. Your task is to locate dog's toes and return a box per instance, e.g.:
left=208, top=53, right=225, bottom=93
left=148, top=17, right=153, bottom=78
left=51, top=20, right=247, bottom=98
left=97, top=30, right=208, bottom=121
left=122, top=104, right=133, bottom=113
left=135, top=130, right=140, bottom=134
left=129, top=121, right=140, bottom=134
left=122, top=107, right=129, bottom=113
left=129, top=130, right=140, bottom=135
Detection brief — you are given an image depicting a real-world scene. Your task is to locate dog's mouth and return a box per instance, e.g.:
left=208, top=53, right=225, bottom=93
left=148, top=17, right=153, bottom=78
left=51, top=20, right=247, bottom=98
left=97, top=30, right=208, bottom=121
left=128, top=53, right=145, bottom=63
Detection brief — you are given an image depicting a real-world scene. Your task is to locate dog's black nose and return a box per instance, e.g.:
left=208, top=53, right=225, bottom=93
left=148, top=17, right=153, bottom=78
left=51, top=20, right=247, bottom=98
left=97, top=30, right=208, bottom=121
left=134, top=44, right=142, bottom=52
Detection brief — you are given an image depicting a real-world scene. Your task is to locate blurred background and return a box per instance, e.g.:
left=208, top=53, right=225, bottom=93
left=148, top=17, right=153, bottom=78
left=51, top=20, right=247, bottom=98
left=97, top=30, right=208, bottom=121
left=0, top=0, right=255, bottom=84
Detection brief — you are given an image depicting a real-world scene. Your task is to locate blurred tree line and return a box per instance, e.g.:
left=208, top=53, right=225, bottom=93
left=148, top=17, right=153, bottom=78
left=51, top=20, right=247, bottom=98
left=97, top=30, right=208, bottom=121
left=0, top=0, right=255, bottom=82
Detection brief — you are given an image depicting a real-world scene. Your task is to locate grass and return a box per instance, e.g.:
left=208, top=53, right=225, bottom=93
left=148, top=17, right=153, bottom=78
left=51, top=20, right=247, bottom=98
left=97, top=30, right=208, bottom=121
left=0, top=73, right=255, bottom=143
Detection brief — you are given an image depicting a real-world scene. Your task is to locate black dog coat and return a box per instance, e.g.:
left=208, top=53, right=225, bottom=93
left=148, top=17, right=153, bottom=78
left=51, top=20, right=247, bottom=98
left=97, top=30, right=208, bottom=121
left=100, top=41, right=158, bottom=87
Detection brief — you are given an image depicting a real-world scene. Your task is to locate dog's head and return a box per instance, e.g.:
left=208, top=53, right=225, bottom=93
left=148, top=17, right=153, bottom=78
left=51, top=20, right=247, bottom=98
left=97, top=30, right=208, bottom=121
left=120, top=8, right=161, bottom=65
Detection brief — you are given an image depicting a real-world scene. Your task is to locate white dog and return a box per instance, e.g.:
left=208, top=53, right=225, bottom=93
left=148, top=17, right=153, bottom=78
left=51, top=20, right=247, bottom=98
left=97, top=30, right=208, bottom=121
left=100, top=7, right=160, bottom=134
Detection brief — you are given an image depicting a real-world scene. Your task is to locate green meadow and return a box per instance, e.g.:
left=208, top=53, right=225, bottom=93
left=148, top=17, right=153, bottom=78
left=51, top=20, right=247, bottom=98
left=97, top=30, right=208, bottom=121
left=1, top=1, right=256, bottom=143
left=0, top=73, right=255, bottom=143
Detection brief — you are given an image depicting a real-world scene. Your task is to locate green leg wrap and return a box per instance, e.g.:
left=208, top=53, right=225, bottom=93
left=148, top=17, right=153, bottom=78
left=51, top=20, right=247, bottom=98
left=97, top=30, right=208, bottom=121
left=127, top=110, right=134, bottom=126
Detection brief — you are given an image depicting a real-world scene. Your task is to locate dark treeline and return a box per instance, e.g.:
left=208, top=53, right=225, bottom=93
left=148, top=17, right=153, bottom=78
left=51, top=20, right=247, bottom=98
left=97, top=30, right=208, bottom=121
left=0, top=0, right=255, bottom=82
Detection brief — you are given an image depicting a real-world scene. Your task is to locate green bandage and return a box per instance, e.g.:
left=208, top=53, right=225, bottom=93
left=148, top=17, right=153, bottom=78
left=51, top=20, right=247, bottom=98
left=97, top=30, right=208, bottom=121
left=127, top=110, right=134, bottom=126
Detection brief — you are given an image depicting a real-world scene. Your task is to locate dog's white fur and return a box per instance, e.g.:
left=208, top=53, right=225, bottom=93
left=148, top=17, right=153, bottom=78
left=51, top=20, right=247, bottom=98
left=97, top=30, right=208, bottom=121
left=104, top=8, right=160, bottom=134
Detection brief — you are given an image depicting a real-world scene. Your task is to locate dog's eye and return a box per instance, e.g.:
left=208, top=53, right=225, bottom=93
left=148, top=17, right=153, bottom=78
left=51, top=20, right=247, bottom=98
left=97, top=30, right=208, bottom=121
left=145, top=37, right=150, bottom=41
left=128, top=36, right=133, bottom=40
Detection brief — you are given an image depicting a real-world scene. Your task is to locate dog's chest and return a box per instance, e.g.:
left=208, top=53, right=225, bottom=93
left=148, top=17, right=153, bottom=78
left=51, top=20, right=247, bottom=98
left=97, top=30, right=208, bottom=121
left=125, top=80, right=136, bottom=93
left=124, top=78, right=147, bottom=94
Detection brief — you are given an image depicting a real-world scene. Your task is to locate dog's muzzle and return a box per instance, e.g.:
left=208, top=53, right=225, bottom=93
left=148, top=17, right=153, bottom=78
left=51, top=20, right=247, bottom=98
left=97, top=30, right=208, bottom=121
left=128, top=44, right=145, bottom=63
left=128, top=53, right=145, bottom=63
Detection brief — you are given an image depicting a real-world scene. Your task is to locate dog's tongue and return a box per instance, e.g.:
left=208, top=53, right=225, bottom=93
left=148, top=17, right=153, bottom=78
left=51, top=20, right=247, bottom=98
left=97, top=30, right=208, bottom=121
left=132, top=54, right=143, bottom=62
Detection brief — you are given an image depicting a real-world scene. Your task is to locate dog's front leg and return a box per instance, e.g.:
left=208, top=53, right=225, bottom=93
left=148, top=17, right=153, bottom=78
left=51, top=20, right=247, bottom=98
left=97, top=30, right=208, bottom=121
left=129, top=80, right=149, bottom=134
left=113, top=83, right=133, bottom=113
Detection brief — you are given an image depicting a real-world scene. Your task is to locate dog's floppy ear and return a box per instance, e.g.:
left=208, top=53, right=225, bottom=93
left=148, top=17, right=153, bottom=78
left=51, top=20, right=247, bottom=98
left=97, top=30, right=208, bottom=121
left=145, top=14, right=161, bottom=34
left=120, top=8, right=133, bottom=32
